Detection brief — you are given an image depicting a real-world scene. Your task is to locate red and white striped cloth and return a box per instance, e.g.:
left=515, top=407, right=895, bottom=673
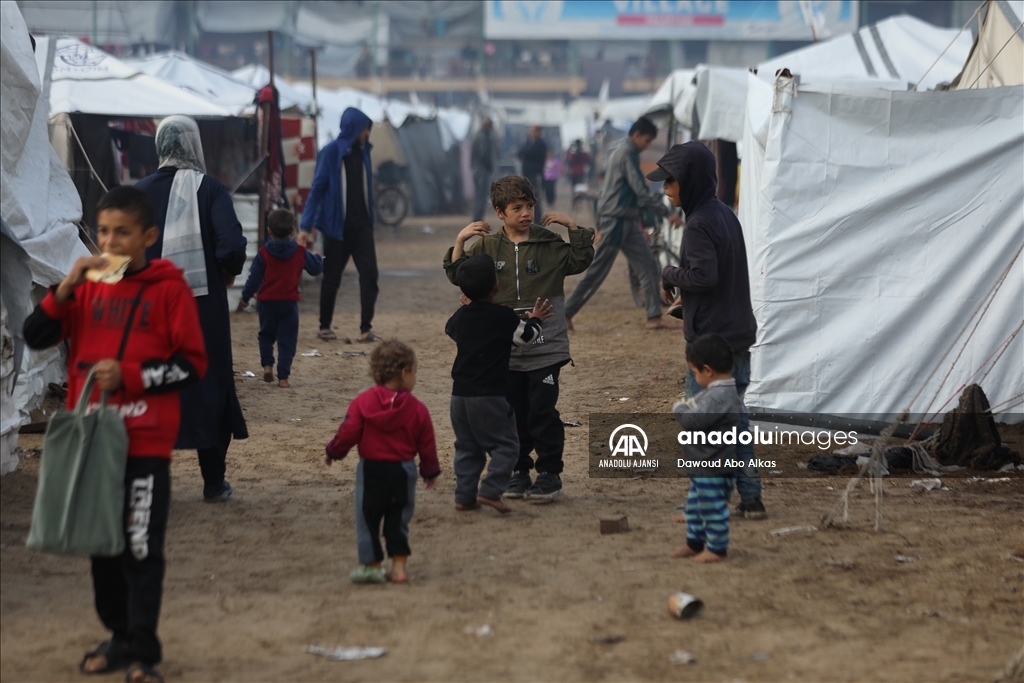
left=281, top=115, right=317, bottom=218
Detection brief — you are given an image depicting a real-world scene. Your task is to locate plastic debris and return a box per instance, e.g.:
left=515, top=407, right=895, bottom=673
left=749, top=652, right=773, bottom=663
left=240, top=371, right=256, bottom=377
left=910, top=478, right=942, bottom=491
left=895, top=554, right=921, bottom=563
left=306, top=645, right=387, bottom=661
left=463, top=624, right=493, bottom=637
left=421, top=225, right=435, bottom=234
left=301, top=350, right=323, bottom=357
left=618, top=397, right=629, bottom=402
left=589, top=635, right=626, bottom=645
left=669, top=650, right=697, bottom=665
left=770, top=525, right=818, bottom=537
left=563, top=420, right=582, bottom=427
left=339, top=351, right=367, bottom=357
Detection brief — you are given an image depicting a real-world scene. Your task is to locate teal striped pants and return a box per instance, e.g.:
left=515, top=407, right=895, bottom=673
left=685, top=477, right=734, bottom=555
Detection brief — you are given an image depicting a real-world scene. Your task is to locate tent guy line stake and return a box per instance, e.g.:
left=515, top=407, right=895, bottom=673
left=912, top=2, right=985, bottom=90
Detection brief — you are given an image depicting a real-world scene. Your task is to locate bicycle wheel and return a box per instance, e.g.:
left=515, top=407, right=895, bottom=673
left=375, top=185, right=409, bottom=228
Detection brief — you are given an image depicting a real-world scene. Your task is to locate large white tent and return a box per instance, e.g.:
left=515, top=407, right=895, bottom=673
left=737, top=71, right=1023, bottom=422
left=35, top=37, right=231, bottom=117
left=125, top=51, right=260, bottom=116
left=648, top=15, right=975, bottom=144
left=949, top=0, right=1023, bottom=90
left=1, top=2, right=91, bottom=475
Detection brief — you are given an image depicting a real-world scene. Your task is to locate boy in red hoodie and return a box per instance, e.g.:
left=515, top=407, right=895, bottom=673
left=325, top=340, right=439, bottom=584
left=23, top=186, right=207, bottom=683
left=239, top=209, right=324, bottom=387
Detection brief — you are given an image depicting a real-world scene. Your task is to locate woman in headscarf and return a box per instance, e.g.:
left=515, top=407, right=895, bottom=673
left=136, top=115, right=248, bottom=502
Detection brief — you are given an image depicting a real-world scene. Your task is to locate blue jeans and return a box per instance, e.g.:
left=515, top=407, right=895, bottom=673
left=257, top=300, right=299, bottom=379
left=686, top=350, right=762, bottom=501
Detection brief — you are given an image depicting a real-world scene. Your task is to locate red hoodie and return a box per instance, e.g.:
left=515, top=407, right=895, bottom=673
left=34, top=259, right=208, bottom=459
left=326, top=385, right=440, bottom=479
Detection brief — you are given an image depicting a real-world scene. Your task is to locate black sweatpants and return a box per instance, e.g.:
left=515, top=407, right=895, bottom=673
left=196, top=407, right=232, bottom=494
left=91, top=457, right=170, bottom=666
left=507, top=363, right=564, bottom=475
left=320, top=227, right=379, bottom=333
left=357, top=459, right=414, bottom=564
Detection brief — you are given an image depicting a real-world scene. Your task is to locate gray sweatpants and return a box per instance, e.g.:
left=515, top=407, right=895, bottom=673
left=564, top=217, right=663, bottom=321
left=450, top=395, right=520, bottom=503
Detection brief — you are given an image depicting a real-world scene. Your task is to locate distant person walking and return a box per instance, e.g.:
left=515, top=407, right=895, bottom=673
left=136, top=115, right=248, bottom=503
left=471, top=117, right=497, bottom=222
left=564, top=117, right=681, bottom=331
left=518, top=125, right=548, bottom=215
left=565, top=139, right=591, bottom=186
left=299, top=107, right=381, bottom=343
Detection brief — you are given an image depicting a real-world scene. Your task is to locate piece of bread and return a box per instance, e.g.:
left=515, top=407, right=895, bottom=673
left=85, top=253, right=131, bottom=284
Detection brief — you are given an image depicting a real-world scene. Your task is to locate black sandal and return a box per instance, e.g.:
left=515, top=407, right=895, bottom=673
left=79, top=639, right=130, bottom=674
left=125, top=662, right=164, bottom=683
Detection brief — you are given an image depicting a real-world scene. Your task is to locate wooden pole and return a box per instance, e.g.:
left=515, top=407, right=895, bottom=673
left=310, top=48, right=319, bottom=151
left=258, top=30, right=276, bottom=246
left=267, top=30, right=275, bottom=86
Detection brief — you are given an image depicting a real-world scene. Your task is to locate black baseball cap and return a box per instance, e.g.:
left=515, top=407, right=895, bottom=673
left=645, top=164, right=672, bottom=182
left=646, top=143, right=690, bottom=182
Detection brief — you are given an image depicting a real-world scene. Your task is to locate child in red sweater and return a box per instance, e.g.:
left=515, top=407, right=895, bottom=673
left=239, top=209, right=323, bottom=388
left=325, top=340, right=439, bottom=584
left=24, top=186, right=207, bottom=683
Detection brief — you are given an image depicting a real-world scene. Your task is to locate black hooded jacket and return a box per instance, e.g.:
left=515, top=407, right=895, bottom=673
left=660, top=142, right=757, bottom=350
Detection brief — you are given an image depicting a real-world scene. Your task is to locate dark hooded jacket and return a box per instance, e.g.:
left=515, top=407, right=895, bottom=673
left=300, top=107, right=374, bottom=240
left=660, top=142, right=757, bottom=350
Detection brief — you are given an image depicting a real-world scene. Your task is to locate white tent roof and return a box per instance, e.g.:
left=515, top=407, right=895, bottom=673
left=125, top=51, right=258, bottom=115
left=757, top=14, right=974, bottom=90
left=230, top=65, right=310, bottom=113
left=738, top=72, right=1023, bottom=420
left=37, top=38, right=232, bottom=117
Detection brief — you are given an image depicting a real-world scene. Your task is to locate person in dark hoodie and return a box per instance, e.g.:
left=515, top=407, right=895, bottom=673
left=650, top=142, right=767, bottom=520
left=239, top=209, right=324, bottom=388
left=299, top=107, right=380, bottom=343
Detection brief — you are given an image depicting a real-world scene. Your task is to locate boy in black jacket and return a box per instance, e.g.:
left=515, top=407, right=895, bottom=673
left=445, top=254, right=552, bottom=512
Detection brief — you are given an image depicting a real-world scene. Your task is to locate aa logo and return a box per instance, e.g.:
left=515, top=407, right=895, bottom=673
left=609, top=424, right=648, bottom=458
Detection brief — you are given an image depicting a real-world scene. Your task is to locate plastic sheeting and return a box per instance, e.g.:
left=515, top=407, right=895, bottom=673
left=230, top=65, right=311, bottom=113
left=126, top=51, right=259, bottom=115
left=757, top=15, right=973, bottom=90
left=738, top=73, right=1023, bottom=421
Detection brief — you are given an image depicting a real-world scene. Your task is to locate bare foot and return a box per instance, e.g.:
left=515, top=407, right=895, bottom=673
left=566, top=316, right=575, bottom=333
left=477, top=496, right=512, bottom=514
left=646, top=316, right=682, bottom=330
left=278, top=378, right=290, bottom=388
left=81, top=654, right=111, bottom=674
left=691, top=549, right=727, bottom=563
left=263, top=366, right=273, bottom=383
left=126, top=662, right=164, bottom=683
left=670, top=545, right=699, bottom=559
left=671, top=513, right=686, bottom=524
left=387, top=562, right=408, bottom=583
left=455, top=502, right=480, bottom=511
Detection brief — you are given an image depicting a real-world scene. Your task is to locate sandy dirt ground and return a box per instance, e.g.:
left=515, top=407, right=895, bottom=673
left=2, top=209, right=1022, bottom=683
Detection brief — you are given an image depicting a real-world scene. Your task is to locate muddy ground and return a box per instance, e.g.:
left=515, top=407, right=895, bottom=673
left=2, top=209, right=1022, bottom=683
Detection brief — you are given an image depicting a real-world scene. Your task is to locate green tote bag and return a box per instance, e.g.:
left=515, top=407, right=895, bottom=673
left=26, top=284, right=144, bottom=557
left=26, top=368, right=129, bottom=556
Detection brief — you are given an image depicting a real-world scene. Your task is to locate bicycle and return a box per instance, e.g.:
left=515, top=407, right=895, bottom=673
left=374, top=161, right=411, bottom=235
left=629, top=198, right=684, bottom=307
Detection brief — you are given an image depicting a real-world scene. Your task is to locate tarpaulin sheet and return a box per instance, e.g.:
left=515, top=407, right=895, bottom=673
left=739, top=74, right=1023, bottom=421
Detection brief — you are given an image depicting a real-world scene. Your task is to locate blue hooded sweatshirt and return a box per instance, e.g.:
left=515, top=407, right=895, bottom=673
left=300, top=107, right=374, bottom=240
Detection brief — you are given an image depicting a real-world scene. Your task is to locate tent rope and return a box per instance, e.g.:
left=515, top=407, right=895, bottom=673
left=906, top=242, right=1023, bottom=415
left=967, top=18, right=1024, bottom=88
left=913, top=2, right=986, bottom=90
left=68, top=121, right=109, bottom=194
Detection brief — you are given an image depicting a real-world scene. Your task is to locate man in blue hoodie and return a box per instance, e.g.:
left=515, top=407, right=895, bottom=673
left=299, top=107, right=379, bottom=342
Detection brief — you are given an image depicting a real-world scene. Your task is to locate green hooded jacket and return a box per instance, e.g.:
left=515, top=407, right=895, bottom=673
left=443, top=224, right=595, bottom=371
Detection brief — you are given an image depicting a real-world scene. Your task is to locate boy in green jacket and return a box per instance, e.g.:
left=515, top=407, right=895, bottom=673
left=444, top=175, right=595, bottom=501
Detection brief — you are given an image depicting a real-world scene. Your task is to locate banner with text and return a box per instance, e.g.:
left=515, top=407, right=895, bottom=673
left=484, top=1, right=857, bottom=41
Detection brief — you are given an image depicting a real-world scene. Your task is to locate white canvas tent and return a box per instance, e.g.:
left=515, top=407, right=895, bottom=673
left=757, top=14, right=974, bottom=90
left=949, top=0, right=1023, bottom=89
left=125, top=51, right=259, bottom=115
left=35, top=37, right=232, bottom=118
left=738, top=71, right=1023, bottom=422
left=1, top=1, right=91, bottom=475
left=230, top=65, right=310, bottom=113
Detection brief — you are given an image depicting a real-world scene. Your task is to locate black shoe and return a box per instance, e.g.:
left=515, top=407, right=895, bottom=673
left=503, top=471, right=532, bottom=499
left=203, top=480, right=233, bottom=503
left=525, top=472, right=562, bottom=503
left=737, top=497, right=767, bottom=520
